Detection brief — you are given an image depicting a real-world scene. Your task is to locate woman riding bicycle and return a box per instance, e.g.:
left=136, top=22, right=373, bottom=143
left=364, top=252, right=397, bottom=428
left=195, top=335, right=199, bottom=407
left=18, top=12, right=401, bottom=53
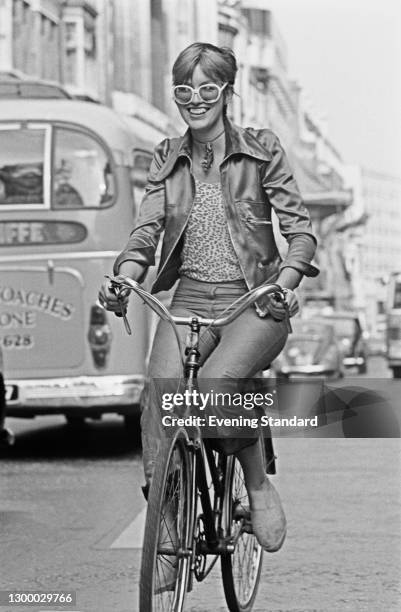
left=99, top=42, right=318, bottom=553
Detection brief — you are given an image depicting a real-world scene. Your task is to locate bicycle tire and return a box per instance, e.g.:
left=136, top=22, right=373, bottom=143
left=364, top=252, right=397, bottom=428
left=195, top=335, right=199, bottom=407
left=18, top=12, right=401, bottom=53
left=221, top=455, right=263, bottom=612
left=139, top=427, right=192, bottom=612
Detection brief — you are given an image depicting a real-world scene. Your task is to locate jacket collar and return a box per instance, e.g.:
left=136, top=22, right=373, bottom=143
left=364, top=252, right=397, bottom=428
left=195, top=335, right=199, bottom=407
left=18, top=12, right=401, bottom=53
left=155, top=117, right=272, bottom=181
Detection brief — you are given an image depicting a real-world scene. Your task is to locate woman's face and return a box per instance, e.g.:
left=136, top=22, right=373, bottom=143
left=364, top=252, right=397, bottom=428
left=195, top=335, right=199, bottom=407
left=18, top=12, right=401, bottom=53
left=174, top=64, right=227, bottom=136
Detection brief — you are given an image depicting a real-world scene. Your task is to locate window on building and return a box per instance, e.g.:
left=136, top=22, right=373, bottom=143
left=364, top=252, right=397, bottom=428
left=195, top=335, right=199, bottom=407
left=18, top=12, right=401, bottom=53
left=218, top=26, right=235, bottom=49
left=242, top=8, right=271, bottom=36
left=64, top=21, right=78, bottom=85
left=65, top=21, right=77, bottom=46
left=393, top=282, right=401, bottom=309
left=49, top=20, right=56, bottom=42
left=84, top=26, right=96, bottom=59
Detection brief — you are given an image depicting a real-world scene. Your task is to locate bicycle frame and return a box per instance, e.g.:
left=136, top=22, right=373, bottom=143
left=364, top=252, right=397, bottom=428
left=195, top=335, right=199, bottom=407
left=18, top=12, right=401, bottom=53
left=184, top=318, right=239, bottom=580
left=107, top=275, right=285, bottom=592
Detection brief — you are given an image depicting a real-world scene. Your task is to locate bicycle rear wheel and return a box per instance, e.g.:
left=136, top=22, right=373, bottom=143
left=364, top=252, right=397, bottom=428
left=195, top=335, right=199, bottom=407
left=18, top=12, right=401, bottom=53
left=140, top=428, right=192, bottom=612
left=221, top=455, right=263, bottom=612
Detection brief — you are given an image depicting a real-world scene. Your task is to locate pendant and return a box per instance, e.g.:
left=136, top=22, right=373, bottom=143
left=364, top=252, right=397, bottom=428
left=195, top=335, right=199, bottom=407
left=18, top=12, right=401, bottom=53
left=201, top=143, right=214, bottom=172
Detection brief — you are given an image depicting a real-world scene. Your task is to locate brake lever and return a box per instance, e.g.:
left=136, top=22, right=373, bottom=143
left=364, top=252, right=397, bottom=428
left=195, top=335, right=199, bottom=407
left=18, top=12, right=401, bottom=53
left=105, top=276, right=132, bottom=335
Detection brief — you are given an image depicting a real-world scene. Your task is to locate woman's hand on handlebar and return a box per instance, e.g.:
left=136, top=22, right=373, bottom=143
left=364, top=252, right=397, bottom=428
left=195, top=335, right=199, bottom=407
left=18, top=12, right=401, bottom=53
left=267, top=288, right=299, bottom=320
left=98, top=274, right=130, bottom=313
left=98, top=261, right=146, bottom=312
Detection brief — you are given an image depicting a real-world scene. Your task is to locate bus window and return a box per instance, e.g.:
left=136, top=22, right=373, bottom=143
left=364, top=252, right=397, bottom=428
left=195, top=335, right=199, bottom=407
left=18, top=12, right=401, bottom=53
left=0, top=126, right=46, bottom=207
left=53, top=128, right=115, bottom=209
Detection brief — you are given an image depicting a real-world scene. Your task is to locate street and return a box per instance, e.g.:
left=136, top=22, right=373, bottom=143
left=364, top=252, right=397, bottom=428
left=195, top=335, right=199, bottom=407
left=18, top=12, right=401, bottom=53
left=1, top=357, right=400, bottom=612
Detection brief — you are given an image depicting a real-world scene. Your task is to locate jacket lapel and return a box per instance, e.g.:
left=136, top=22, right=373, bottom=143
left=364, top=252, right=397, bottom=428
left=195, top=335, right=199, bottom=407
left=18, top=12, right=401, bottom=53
left=154, top=118, right=272, bottom=182
left=224, top=118, right=272, bottom=162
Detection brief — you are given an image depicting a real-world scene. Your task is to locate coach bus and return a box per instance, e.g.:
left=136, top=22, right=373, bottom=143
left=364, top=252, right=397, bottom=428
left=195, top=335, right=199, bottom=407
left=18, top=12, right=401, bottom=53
left=0, top=98, right=159, bottom=429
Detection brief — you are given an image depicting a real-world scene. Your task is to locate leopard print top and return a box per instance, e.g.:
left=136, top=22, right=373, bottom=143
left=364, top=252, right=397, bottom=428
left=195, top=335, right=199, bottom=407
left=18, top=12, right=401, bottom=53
left=179, top=178, right=243, bottom=282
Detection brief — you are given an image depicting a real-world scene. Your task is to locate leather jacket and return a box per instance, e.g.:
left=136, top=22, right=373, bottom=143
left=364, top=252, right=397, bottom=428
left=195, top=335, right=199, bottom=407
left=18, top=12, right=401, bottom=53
left=114, top=119, right=319, bottom=298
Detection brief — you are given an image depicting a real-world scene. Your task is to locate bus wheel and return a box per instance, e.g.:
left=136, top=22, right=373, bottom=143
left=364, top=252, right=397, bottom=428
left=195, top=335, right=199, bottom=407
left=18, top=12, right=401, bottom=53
left=124, top=414, right=141, bottom=446
left=65, top=415, right=87, bottom=427
left=392, top=367, right=401, bottom=379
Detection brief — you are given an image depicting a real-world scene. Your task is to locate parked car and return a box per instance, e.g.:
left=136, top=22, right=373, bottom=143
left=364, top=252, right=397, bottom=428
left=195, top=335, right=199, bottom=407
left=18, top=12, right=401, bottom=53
left=317, top=311, right=369, bottom=374
left=273, top=319, right=344, bottom=379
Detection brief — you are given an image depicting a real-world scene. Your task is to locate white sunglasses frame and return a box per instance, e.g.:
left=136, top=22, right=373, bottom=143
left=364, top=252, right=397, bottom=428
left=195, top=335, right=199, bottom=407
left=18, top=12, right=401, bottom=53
left=173, top=82, right=228, bottom=105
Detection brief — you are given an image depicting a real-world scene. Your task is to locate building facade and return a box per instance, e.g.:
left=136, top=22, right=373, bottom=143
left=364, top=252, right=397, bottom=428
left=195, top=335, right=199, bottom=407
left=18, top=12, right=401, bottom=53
left=0, top=0, right=64, bottom=82
left=0, top=0, right=101, bottom=100
left=360, top=170, right=401, bottom=330
left=1, top=0, right=359, bottom=307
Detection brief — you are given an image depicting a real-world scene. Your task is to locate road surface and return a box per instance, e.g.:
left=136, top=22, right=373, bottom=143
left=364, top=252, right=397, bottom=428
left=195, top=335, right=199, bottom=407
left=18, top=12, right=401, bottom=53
left=1, top=357, right=400, bottom=611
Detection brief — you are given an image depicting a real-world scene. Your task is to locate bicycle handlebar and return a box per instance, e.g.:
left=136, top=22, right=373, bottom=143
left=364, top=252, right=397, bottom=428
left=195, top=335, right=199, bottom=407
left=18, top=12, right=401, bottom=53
left=105, top=275, right=287, bottom=367
left=105, top=275, right=284, bottom=328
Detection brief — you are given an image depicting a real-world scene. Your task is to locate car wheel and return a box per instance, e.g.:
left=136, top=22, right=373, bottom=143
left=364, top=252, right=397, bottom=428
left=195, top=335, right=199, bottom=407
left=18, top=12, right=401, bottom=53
left=358, top=361, right=367, bottom=375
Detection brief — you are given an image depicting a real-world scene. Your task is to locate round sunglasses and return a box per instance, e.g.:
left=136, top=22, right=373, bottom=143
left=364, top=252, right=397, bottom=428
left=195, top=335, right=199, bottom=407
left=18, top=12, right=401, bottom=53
left=173, top=82, right=227, bottom=105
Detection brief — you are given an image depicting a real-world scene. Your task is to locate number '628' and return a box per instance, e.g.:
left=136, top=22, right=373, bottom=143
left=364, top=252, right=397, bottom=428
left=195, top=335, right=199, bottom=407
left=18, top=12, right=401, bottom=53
left=1, top=334, right=34, bottom=349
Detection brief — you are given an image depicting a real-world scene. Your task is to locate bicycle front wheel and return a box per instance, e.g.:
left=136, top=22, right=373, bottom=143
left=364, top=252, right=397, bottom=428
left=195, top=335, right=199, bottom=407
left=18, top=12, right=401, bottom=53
left=221, top=455, right=263, bottom=612
left=140, top=428, right=192, bottom=612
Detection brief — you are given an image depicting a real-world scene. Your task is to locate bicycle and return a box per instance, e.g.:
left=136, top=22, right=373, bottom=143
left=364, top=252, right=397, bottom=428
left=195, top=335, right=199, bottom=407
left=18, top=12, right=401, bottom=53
left=107, top=275, right=287, bottom=612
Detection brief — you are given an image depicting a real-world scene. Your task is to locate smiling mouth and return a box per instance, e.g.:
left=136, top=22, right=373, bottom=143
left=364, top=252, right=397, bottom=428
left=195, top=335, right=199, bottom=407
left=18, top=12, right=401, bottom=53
left=188, top=107, right=209, bottom=116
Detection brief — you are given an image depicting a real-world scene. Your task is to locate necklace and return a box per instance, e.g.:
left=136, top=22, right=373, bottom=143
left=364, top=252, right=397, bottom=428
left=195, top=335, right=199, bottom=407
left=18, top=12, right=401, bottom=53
left=193, top=128, right=225, bottom=173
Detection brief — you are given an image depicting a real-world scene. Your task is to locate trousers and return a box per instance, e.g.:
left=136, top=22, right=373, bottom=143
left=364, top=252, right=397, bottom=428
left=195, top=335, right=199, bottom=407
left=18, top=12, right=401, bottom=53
left=140, top=275, right=288, bottom=485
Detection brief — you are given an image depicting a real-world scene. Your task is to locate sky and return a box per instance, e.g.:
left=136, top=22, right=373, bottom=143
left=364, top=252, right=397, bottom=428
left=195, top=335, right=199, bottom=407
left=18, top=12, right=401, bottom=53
left=264, top=0, right=401, bottom=177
